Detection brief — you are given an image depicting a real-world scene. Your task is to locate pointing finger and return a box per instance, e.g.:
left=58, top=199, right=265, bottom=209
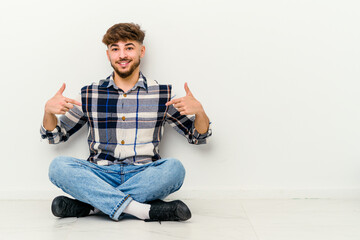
left=174, top=103, right=184, bottom=109
left=64, top=102, right=74, bottom=109
left=65, top=98, right=82, bottom=106
left=166, top=98, right=181, bottom=106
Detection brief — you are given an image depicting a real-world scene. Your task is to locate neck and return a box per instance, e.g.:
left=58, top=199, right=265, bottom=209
left=113, top=68, right=140, bottom=92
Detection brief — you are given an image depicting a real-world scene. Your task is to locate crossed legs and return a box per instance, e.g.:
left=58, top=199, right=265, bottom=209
left=48, top=156, right=186, bottom=220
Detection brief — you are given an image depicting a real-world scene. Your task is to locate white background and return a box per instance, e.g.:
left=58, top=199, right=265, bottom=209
left=1, top=0, right=360, bottom=199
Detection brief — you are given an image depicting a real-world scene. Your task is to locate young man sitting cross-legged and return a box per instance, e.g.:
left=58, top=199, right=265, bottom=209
left=41, top=23, right=211, bottom=222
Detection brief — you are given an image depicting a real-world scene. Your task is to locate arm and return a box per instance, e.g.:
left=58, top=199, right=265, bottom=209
left=40, top=83, right=86, bottom=144
left=165, top=83, right=212, bottom=144
left=43, top=112, right=58, bottom=132
left=194, top=109, right=210, bottom=134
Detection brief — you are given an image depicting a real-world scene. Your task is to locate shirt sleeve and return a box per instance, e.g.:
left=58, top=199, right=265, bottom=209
left=165, top=104, right=212, bottom=145
left=40, top=99, right=88, bottom=144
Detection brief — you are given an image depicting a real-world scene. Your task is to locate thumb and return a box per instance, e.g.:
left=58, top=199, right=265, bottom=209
left=56, top=83, right=66, bottom=95
left=184, top=82, right=192, bottom=96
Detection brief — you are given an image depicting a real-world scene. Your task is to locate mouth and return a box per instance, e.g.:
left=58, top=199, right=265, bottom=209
left=117, top=60, right=131, bottom=68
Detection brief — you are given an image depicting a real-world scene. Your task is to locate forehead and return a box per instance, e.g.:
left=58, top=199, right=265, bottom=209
left=108, top=40, right=140, bottom=48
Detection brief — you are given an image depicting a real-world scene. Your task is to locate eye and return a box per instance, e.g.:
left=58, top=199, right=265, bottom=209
left=126, top=47, right=134, bottom=50
left=111, top=48, right=119, bottom=51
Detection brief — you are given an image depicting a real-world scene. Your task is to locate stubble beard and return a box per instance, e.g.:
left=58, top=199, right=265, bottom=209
left=111, top=57, right=141, bottom=79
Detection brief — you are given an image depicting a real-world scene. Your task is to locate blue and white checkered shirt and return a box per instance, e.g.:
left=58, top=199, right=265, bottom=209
left=40, top=73, right=212, bottom=165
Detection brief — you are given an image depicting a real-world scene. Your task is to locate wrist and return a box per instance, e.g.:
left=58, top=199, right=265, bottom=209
left=195, top=106, right=205, bottom=116
left=44, top=109, right=54, bottom=116
left=44, top=108, right=57, bottom=120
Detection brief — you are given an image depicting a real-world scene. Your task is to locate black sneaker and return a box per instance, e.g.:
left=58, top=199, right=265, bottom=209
left=51, top=196, right=93, bottom=218
left=145, top=199, right=192, bottom=222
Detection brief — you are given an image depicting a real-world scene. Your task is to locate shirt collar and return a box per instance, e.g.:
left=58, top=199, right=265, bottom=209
left=100, top=72, right=148, bottom=92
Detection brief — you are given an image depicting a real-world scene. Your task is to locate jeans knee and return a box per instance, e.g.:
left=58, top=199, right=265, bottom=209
left=48, top=156, right=73, bottom=184
left=164, top=158, right=186, bottom=185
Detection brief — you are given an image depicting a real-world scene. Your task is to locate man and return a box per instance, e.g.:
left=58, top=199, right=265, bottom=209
left=41, top=23, right=211, bottom=222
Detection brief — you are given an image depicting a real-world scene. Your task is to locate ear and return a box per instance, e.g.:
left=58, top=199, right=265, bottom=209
left=106, top=49, right=110, bottom=61
left=140, top=45, right=146, bottom=58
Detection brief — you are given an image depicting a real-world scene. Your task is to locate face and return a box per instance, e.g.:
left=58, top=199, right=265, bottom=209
left=106, top=40, right=145, bottom=79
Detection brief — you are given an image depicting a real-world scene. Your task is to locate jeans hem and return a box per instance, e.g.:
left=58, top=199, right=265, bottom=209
left=110, top=195, right=133, bottom=221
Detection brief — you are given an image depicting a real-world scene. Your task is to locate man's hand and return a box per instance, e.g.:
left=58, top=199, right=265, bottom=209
left=165, top=83, right=204, bottom=115
left=45, top=83, right=81, bottom=115
left=166, top=83, right=209, bottom=134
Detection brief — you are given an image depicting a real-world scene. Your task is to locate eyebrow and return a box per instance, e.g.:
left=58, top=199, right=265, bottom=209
left=125, top=43, right=135, bottom=47
left=109, top=43, right=136, bottom=48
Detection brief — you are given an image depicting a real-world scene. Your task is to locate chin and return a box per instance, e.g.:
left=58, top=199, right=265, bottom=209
left=111, top=59, right=140, bottom=79
left=117, top=69, right=134, bottom=78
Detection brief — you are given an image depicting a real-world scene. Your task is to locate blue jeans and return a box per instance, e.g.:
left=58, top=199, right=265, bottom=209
left=48, top=156, right=186, bottom=220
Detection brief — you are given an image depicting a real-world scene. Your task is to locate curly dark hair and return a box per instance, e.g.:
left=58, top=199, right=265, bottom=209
left=102, top=23, right=145, bottom=46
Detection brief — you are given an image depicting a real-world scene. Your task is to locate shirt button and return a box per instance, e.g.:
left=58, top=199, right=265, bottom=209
left=122, top=116, right=126, bottom=121
left=123, top=94, right=127, bottom=97
left=121, top=140, right=125, bottom=145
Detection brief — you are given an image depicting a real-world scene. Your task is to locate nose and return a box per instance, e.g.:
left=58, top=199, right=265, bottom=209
left=119, top=49, right=127, bottom=59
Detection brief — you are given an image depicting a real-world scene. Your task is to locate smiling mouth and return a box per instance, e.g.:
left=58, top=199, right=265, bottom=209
left=117, top=60, right=131, bottom=68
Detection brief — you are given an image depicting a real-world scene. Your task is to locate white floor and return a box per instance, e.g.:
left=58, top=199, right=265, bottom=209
left=1, top=199, right=360, bottom=240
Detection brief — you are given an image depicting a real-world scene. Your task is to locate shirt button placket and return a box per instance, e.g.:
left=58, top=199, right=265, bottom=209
left=121, top=93, right=127, bottom=109
left=120, top=92, right=127, bottom=148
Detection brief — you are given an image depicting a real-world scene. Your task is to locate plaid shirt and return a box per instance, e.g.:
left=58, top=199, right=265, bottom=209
left=40, top=73, right=212, bottom=165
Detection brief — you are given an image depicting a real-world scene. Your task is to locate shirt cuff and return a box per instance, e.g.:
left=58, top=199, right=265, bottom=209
left=40, top=124, right=60, bottom=139
left=192, top=121, right=212, bottom=139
